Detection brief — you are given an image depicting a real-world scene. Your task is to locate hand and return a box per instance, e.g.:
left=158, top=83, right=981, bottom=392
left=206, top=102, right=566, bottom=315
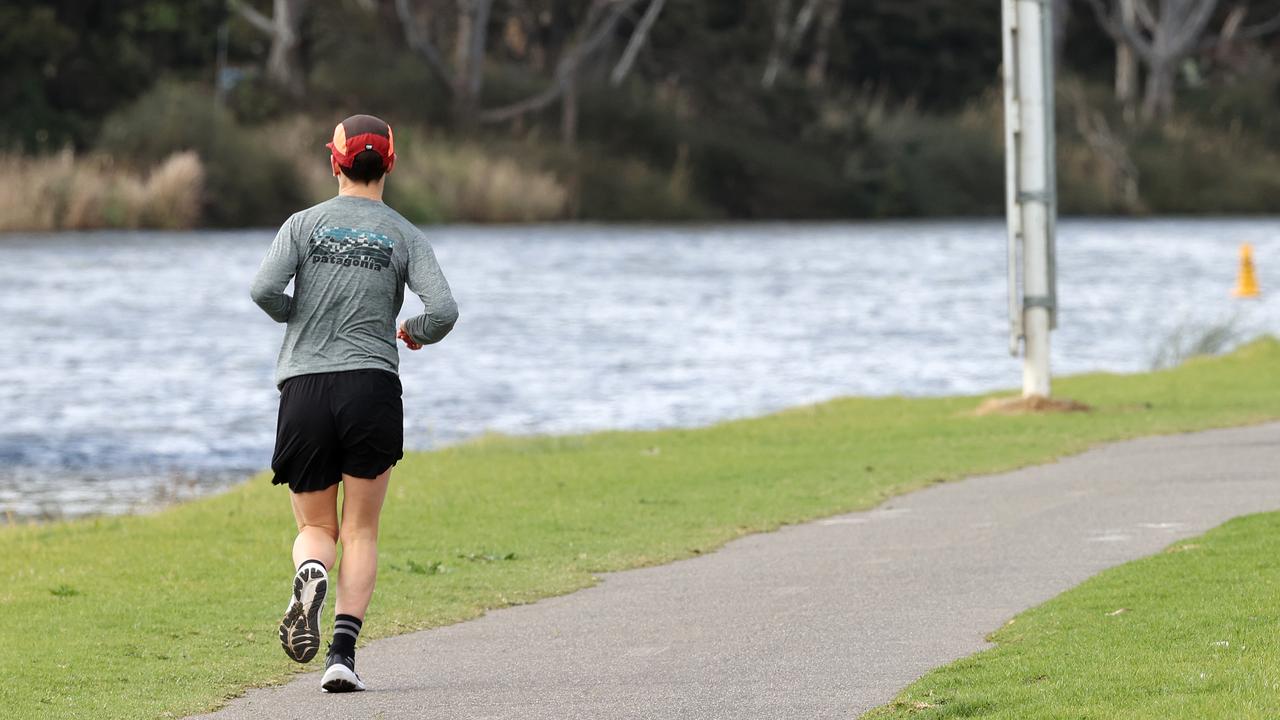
left=397, top=324, right=422, bottom=351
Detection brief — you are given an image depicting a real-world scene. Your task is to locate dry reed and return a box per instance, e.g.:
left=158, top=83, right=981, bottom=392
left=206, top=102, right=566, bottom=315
left=268, top=116, right=568, bottom=223
left=0, top=150, right=204, bottom=232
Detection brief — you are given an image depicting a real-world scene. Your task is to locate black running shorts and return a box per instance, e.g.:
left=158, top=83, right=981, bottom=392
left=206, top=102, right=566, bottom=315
left=271, top=369, right=404, bottom=493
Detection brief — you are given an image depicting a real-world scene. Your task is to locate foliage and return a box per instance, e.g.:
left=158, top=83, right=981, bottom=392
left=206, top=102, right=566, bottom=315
left=0, top=0, right=227, bottom=151
left=835, top=0, right=1003, bottom=111
left=301, top=2, right=452, bottom=128
left=96, top=81, right=306, bottom=227
left=535, top=143, right=717, bottom=221
left=3, top=339, right=1280, bottom=718
left=8, top=0, right=1280, bottom=224
left=1181, top=67, right=1280, bottom=148
left=857, top=98, right=1005, bottom=217
left=1133, top=118, right=1280, bottom=214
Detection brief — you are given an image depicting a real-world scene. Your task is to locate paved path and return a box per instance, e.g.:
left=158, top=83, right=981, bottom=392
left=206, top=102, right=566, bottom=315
left=194, top=424, right=1280, bottom=720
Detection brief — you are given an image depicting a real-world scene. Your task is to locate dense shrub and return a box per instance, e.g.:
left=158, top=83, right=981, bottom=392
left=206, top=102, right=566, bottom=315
left=1134, top=120, right=1280, bottom=214
left=684, top=121, right=859, bottom=219
left=96, top=81, right=306, bottom=227
left=541, top=145, right=716, bottom=221
left=856, top=101, right=1004, bottom=217
left=304, top=2, right=451, bottom=127
left=1183, top=68, right=1280, bottom=148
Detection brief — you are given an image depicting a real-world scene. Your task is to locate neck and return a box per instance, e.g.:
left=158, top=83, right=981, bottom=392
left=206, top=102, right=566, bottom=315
left=337, top=181, right=384, bottom=202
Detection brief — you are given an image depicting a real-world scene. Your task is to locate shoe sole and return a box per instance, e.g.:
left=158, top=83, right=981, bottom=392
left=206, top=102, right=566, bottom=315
left=279, top=565, right=327, bottom=663
left=321, top=663, right=366, bottom=693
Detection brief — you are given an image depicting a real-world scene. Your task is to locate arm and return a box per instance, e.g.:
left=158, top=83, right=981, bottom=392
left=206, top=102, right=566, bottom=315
left=250, top=218, right=298, bottom=323
left=401, top=234, right=458, bottom=346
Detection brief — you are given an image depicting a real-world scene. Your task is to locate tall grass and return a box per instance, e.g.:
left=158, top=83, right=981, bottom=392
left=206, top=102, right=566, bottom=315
left=1149, top=317, right=1243, bottom=370
left=390, top=141, right=569, bottom=223
left=269, top=116, right=569, bottom=224
left=0, top=150, right=203, bottom=232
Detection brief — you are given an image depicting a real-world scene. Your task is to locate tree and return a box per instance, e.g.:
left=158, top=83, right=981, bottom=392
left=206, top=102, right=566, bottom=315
left=805, top=0, right=842, bottom=88
left=1064, top=80, right=1142, bottom=212
left=394, top=0, right=492, bottom=128
left=395, top=0, right=659, bottom=138
left=0, top=0, right=227, bottom=149
left=610, top=0, right=667, bottom=86
left=833, top=0, right=1001, bottom=111
left=1115, top=0, right=1139, bottom=120
left=230, top=0, right=311, bottom=99
left=761, top=0, right=821, bottom=89
left=480, top=0, right=648, bottom=125
left=1085, top=0, right=1219, bottom=121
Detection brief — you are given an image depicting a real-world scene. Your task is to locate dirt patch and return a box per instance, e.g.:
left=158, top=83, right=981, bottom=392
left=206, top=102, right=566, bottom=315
left=973, top=395, right=1093, bottom=416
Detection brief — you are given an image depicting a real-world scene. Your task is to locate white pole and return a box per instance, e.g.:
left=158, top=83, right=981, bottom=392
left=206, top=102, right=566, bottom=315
left=1001, top=0, right=1022, bottom=358
left=1003, top=0, right=1057, bottom=398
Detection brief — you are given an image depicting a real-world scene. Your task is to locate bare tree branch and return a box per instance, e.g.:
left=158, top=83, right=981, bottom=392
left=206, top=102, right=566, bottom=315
left=464, top=0, right=493, bottom=99
left=480, top=0, right=642, bottom=124
left=788, top=0, right=820, bottom=46
left=1234, top=11, right=1280, bottom=39
left=761, top=0, right=821, bottom=88
left=229, top=0, right=275, bottom=35
left=805, top=0, right=841, bottom=87
left=229, top=0, right=310, bottom=98
left=1170, top=0, right=1220, bottom=56
left=1064, top=80, right=1142, bottom=211
left=1200, top=8, right=1280, bottom=48
left=1133, top=0, right=1158, bottom=33
left=610, top=0, right=666, bottom=86
left=1087, top=0, right=1222, bottom=119
left=1084, top=0, right=1156, bottom=60
left=394, top=0, right=457, bottom=94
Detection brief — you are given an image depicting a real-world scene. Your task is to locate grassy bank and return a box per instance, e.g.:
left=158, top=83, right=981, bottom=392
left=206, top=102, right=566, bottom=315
left=866, top=510, right=1280, bottom=719
left=5, top=340, right=1280, bottom=719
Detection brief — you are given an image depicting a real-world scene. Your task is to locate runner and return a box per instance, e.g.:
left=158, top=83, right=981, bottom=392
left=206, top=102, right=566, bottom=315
left=249, top=114, right=458, bottom=693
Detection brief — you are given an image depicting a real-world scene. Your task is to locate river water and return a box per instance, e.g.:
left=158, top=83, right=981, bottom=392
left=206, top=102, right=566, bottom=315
left=2, top=219, right=1277, bottom=519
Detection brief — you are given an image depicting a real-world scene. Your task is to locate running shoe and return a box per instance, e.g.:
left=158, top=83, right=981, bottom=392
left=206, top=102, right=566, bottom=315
left=278, top=563, right=328, bottom=663
left=321, top=650, right=366, bottom=692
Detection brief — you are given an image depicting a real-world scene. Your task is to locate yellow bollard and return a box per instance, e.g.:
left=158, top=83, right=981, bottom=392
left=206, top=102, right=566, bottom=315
left=1234, top=243, right=1261, bottom=298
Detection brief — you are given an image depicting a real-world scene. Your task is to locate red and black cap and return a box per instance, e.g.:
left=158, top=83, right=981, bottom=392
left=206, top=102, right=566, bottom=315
left=327, top=114, right=396, bottom=172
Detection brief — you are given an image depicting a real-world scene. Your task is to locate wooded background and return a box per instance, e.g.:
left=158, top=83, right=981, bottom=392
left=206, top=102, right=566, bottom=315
left=5, top=0, right=1280, bottom=227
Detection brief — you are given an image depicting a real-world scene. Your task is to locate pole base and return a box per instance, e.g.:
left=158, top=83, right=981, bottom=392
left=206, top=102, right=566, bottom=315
left=974, top=395, right=1091, bottom=416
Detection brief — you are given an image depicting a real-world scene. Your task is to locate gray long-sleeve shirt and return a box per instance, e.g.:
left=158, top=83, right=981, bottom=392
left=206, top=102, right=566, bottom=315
left=250, top=195, right=458, bottom=387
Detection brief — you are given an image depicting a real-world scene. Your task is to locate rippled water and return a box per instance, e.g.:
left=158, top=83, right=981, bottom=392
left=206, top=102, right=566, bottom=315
left=2, top=219, right=1277, bottom=518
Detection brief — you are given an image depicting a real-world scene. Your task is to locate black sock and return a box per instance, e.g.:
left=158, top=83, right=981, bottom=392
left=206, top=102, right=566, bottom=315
left=298, top=558, right=326, bottom=574
left=331, top=614, right=362, bottom=658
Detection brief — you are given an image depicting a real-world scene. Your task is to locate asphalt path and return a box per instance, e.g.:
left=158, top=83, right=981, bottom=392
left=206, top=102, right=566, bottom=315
left=193, top=423, right=1280, bottom=719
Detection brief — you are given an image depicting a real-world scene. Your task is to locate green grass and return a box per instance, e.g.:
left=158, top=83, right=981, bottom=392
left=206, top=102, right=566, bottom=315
left=866, top=511, right=1280, bottom=719
left=6, top=339, right=1280, bottom=719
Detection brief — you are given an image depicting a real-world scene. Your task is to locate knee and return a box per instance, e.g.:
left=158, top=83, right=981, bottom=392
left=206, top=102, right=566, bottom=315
left=300, top=521, right=339, bottom=543
left=339, top=521, right=378, bottom=545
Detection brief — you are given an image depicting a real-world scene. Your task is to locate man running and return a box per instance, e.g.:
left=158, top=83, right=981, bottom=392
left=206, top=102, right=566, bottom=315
left=249, top=114, right=458, bottom=693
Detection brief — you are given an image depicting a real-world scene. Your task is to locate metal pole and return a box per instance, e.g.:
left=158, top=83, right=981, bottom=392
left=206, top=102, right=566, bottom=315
left=1003, top=0, right=1057, bottom=398
left=1001, top=0, right=1023, bottom=357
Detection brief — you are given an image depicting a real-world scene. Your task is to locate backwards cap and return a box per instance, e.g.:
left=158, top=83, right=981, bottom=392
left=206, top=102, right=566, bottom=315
left=326, top=114, right=396, bottom=172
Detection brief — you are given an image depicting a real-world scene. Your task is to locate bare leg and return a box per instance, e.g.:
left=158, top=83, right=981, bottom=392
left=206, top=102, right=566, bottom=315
left=335, top=468, right=391, bottom=620
left=290, top=484, right=340, bottom=570
left=281, top=484, right=340, bottom=664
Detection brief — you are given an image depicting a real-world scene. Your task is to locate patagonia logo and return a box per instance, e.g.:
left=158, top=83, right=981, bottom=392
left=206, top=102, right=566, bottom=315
left=308, top=227, right=393, bottom=271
